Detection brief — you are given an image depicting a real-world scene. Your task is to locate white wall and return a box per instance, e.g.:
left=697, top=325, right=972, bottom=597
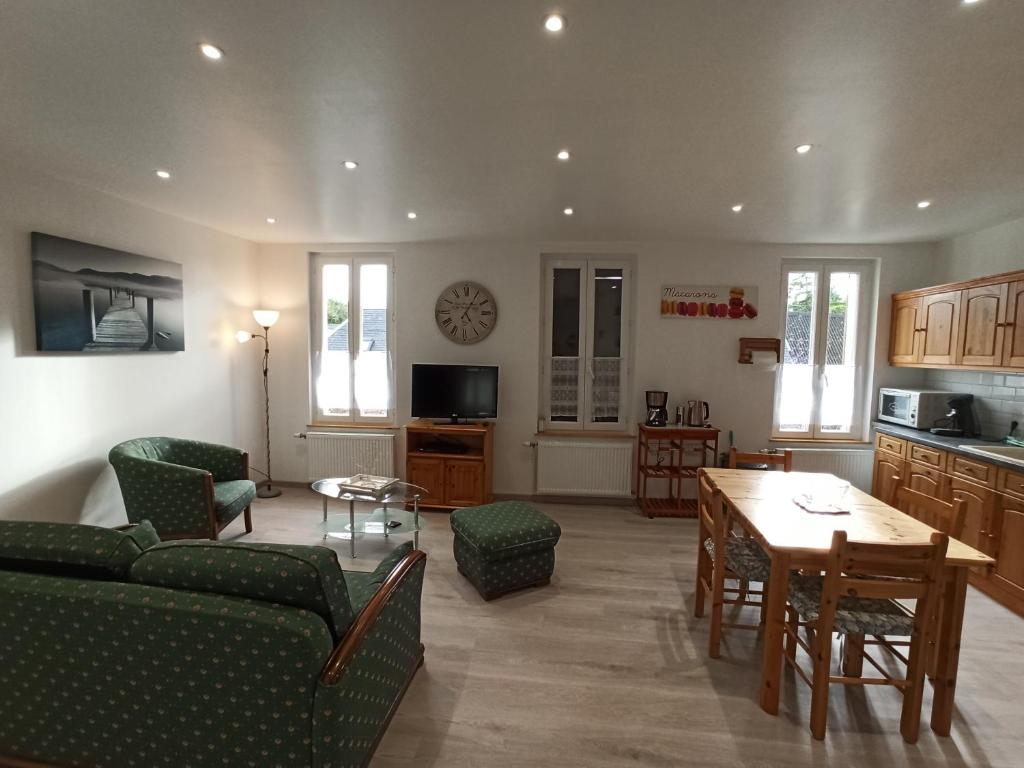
left=935, top=214, right=1024, bottom=283
left=257, top=239, right=935, bottom=494
left=0, top=159, right=262, bottom=525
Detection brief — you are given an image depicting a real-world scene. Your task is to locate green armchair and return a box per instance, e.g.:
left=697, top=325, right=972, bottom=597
left=109, top=437, right=257, bottom=539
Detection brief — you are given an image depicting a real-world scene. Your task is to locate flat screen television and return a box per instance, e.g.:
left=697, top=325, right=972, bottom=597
left=411, top=364, right=498, bottom=421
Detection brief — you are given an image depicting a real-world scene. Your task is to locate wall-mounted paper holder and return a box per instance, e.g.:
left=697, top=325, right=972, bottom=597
left=738, top=337, right=781, bottom=365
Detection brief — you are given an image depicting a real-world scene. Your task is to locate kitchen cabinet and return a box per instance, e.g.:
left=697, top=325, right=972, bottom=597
left=404, top=421, right=493, bottom=509
left=1005, top=280, right=1024, bottom=368
left=950, top=477, right=998, bottom=557
left=890, top=297, right=921, bottom=364
left=888, top=268, right=1024, bottom=371
left=872, top=428, right=1024, bottom=616
left=958, top=282, right=1008, bottom=367
left=919, top=290, right=961, bottom=366
left=871, top=450, right=904, bottom=504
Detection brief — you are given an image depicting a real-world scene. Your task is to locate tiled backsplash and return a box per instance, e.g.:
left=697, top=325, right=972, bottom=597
left=923, top=370, right=1024, bottom=440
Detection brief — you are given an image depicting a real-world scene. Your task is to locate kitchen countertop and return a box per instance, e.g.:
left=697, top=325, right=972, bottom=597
left=873, top=421, right=1023, bottom=473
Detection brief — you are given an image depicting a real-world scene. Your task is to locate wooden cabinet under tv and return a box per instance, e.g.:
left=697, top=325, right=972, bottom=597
left=404, top=421, right=494, bottom=509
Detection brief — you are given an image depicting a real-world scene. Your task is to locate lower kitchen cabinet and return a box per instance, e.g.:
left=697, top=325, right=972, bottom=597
left=993, top=495, right=1024, bottom=606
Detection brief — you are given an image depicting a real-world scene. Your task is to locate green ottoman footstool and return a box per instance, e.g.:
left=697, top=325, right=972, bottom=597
left=450, top=501, right=561, bottom=600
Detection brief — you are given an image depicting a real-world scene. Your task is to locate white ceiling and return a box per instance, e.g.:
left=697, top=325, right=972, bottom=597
left=2, top=0, right=1024, bottom=245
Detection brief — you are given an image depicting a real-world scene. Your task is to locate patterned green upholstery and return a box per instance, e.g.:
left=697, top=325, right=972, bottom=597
left=0, top=520, right=159, bottom=578
left=703, top=535, right=772, bottom=582
left=345, top=541, right=414, bottom=612
left=788, top=573, right=914, bottom=635
left=313, top=555, right=426, bottom=767
left=451, top=501, right=560, bottom=600
left=0, top=525, right=427, bottom=768
left=109, top=436, right=256, bottom=538
left=130, top=541, right=356, bottom=640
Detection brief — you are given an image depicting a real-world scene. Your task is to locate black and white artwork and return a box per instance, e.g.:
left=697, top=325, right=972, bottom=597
left=31, top=232, right=185, bottom=352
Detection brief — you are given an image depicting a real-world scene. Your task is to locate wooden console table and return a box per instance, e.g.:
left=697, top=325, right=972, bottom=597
left=635, top=424, right=719, bottom=518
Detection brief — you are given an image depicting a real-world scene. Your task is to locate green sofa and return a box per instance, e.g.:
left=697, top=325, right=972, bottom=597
left=109, top=436, right=258, bottom=539
left=0, top=520, right=426, bottom=768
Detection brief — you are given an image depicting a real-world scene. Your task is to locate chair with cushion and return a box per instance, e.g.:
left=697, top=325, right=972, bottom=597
left=109, top=436, right=257, bottom=540
left=695, top=468, right=771, bottom=657
left=728, top=447, right=793, bottom=472
left=783, top=529, right=948, bottom=742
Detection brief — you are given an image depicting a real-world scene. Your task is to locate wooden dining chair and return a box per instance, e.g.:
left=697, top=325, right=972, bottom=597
left=783, top=529, right=949, bottom=742
left=728, top=447, right=793, bottom=472
left=892, top=482, right=967, bottom=539
left=695, top=469, right=772, bottom=657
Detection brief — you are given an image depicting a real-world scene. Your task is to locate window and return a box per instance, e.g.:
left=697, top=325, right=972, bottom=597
left=773, top=260, right=875, bottom=440
left=542, top=256, right=632, bottom=431
left=310, top=254, right=394, bottom=423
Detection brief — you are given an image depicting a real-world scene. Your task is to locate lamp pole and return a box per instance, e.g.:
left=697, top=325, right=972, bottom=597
left=256, top=323, right=281, bottom=498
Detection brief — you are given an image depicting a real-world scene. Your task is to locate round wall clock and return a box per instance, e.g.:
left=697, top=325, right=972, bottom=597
left=434, top=281, right=497, bottom=344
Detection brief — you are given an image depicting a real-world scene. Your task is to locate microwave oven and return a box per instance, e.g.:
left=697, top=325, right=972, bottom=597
left=877, top=388, right=968, bottom=430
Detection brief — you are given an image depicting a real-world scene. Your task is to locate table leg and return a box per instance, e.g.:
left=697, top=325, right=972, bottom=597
left=349, top=498, right=357, bottom=559
left=931, top=566, right=968, bottom=736
left=413, top=496, right=420, bottom=549
left=759, top=550, right=791, bottom=715
left=322, top=497, right=328, bottom=541
left=383, top=502, right=389, bottom=538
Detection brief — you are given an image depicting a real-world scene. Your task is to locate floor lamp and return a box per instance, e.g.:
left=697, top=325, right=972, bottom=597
left=237, top=309, right=282, bottom=499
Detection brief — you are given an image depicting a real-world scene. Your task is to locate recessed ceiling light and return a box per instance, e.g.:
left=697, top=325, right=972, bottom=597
left=199, top=43, right=223, bottom=60
left=795, top=144, right=813, bottom=154
left=342, top=160, right=359, bottom=170
left=154, top=169, right=171, bottom=179
left=407, top=212, right=418, bottom=220
left=563, top=207, right=574, bottom=216
left=544, top=14, right=565, bottom=33
left=556, top=149, right=571, bottom=161
left=963, top=0, right=981, bottom=5
left=731, top=204, right=744, bottom=213
left=917, top=200, right=932, bottom=209
left=265, top=217, right=277, bottom=224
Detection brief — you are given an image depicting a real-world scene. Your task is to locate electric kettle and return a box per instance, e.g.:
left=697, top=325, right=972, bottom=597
left=686, top=400, right=710, bottom=427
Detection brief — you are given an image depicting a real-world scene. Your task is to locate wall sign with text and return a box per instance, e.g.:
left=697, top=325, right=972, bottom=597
left=660, top=285, right=759, bottom=319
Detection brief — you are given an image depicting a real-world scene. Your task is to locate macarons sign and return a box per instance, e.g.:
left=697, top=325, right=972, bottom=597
left=660, top=285, right=759, bottom=319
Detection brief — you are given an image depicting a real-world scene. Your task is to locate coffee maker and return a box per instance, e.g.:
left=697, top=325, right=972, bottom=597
left=645, top=390, right=668, bottom=427
left=930, top=394, right=977, bottom=437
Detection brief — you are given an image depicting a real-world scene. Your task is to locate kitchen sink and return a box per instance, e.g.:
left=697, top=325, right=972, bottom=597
left=958, top=444, right=1024, bottom=467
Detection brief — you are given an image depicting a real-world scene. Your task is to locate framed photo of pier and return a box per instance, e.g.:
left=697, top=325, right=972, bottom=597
left=30, top=232, right=185, bottom=352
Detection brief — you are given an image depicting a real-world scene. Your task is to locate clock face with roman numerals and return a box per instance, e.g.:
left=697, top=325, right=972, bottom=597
left=434, top=281, right=497, bottom=344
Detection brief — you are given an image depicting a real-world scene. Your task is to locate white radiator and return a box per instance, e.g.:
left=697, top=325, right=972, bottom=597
left=536, top=438, right=633, bottom=497
left=305, top=432, right=395, bottom=481
left=789, top=448, right=874, bottom=492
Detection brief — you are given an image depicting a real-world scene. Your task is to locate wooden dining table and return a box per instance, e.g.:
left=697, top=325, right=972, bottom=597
left=702, top=468, right=994, bottom=735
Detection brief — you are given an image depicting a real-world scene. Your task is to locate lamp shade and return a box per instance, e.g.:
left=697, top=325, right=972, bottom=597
left=235, top=330, right=253, bottom=343
left=252, top=309, right=280, bottom=328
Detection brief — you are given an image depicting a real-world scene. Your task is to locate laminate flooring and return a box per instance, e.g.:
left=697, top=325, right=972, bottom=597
left=232, top=489, right=1023, bottom=768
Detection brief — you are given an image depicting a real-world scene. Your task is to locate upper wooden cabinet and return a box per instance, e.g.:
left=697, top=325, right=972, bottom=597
left=889, top=269, right=1024, bottom=371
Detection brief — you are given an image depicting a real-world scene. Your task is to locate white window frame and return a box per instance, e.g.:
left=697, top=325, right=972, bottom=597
left=309, top=253, right=395, bottom=425
left=772, top=258, right=876, bottom=441
left=541, top=255, right=633, bottom=432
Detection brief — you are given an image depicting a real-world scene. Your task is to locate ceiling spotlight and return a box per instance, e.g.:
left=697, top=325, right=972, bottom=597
left=407, top=211, right=418, bottom=220
left=265, top=217, right=277, bottom=224
left=556, top=149, right=571, bottom=161
left=795, top=144, right=813, bottom=154
left=731, top=204, right=744, bottom=213
left=917, top=200, right=932, bottom=209
left=544, top=14, right=565, bottom=33
left=199, top=43, right=224, bottom=60
left=154, top=169, right=171, bottom=179
left=963, top=0, right=981, bottom=5
left=563, top=207, right=574, bottom=216
left=342, top=160, right=359, bottom=170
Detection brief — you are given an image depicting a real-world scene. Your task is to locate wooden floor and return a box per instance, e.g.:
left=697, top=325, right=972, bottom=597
left=234, top=489, right=1023, bottom=768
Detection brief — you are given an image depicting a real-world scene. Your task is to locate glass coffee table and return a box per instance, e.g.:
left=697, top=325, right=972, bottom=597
left=310, top=478, right=427, bottom=558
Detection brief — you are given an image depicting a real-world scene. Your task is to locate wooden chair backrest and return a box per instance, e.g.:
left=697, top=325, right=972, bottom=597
left=894, top=485, right=968, bottom=540
left=818, top=530, right=948, bottom=632
left=698, top=469, right=727, bottom=564
left=728, top=447, right=793, bottom=472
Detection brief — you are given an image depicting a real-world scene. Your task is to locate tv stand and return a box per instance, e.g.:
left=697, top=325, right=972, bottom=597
left=405, top=420, right=494, bottom=509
